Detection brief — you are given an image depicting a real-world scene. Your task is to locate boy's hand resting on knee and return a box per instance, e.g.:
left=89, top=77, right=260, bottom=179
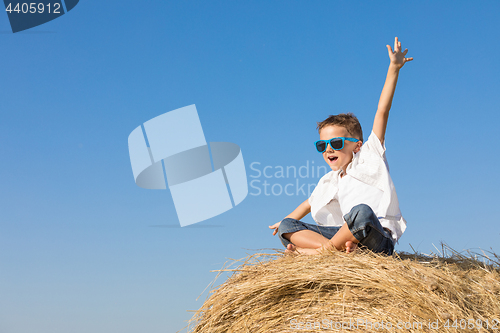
left=269, top=221, right=281, bottom=236
left=271, top=199, right=310, bottom=236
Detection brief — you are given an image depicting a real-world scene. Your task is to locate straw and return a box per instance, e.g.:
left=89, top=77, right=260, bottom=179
left=186, top=244, right=500, bottom=333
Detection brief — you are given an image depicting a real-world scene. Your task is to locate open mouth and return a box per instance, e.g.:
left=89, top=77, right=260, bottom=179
left=327, top=156, right=338, bottom=163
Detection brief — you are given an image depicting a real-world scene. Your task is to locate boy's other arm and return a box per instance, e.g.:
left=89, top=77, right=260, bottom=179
left=269, top=199, right=311, bottom=236
left=373, top=37, right=413, bottom=145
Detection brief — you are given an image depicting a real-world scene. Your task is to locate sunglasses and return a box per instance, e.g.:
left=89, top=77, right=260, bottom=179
left=315, top=137, right=360, bottom=152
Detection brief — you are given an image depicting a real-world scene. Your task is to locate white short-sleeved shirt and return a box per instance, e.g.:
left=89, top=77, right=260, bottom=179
left=308, top=131, right=407, bottom=243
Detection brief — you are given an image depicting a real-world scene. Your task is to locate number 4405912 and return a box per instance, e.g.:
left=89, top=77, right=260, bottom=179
left=5, top=3, right=62, bottom=14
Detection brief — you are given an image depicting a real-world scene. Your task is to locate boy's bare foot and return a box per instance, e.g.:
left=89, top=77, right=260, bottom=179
left=286, top=244, right=327, bottom=255
left=345, top=241, right=357, bottom=253
left=285, top=243, right=300, bottom=255
left=287, top=242, right=357, bottom=255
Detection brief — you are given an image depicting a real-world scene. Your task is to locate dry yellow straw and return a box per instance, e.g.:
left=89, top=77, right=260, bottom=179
left=186, top=245, right=499, bottom=333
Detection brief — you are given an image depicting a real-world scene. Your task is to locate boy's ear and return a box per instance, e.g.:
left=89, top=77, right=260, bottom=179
left=354, top=141, right=362, bottom=153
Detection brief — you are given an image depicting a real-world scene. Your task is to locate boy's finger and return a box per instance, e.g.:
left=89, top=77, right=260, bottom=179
left=386, top=45, right=393, bottom=54
left=402, top=48, right=408, bottom=56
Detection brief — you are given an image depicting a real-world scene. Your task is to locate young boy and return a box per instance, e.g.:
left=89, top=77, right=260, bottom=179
left=269, top=37, right=412, bottom=255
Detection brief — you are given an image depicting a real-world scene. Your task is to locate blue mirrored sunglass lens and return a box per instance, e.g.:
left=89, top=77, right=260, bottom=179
left=316, top=141, right=326, bottom=152
left=330, top=138, right=343, bottom=150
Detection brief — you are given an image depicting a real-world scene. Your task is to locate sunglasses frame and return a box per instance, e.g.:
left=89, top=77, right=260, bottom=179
left=314, top=137, right=359, bottom=152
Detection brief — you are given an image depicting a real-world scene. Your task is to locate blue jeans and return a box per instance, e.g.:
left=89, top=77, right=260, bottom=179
left=278, top=204, right=394, bottom=255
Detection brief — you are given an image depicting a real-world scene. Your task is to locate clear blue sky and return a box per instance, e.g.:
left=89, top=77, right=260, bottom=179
left=1, top=1, right=499, bottom=332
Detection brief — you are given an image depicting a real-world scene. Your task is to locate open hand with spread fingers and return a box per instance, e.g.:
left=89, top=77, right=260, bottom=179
left=386, top=37, right=413, bottom=69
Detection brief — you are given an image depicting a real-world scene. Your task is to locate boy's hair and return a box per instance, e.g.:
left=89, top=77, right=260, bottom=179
left=317, top=113, right=363, bottom=142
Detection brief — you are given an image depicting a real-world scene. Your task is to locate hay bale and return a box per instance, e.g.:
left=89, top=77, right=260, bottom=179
left=188, top=247, right=500, bottom=333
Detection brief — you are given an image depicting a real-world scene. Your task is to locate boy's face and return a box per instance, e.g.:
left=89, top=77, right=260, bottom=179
left=319, top=125, right=362, bottom=172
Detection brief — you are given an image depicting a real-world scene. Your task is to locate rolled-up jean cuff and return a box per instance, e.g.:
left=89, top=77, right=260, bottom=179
left=277, top=218, right=340, bottom=248
left=343, top=204, right=394, bottom=255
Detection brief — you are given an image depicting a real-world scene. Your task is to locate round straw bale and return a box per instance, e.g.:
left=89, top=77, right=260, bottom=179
left=188, top=248, right=500, bottom=333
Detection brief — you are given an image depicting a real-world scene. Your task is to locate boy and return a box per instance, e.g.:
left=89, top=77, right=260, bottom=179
left=269, top=37, right=412, bottom=255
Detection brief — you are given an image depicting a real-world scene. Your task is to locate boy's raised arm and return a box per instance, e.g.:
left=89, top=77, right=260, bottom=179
left=373, top=37, right=413, bottom=145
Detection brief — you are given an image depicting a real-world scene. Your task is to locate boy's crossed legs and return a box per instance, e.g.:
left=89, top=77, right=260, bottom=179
left=282, top=223, right=358, bottom=255
left=278, top=204, right=394, bottom=255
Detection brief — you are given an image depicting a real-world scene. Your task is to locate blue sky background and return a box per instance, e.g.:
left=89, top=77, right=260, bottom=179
left=1, top=1, right=500, bottom=332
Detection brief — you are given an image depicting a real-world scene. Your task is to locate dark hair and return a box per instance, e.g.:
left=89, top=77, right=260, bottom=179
left=316, top=113, right=363, bottom=142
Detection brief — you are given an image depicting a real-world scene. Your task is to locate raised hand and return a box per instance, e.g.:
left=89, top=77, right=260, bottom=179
left=386, top=37, right=413, bottom=69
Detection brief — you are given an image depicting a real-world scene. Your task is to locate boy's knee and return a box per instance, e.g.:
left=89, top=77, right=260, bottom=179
left=344, top=204, right=378, bottom=234
left=350, top=204, right=374, bottom=219
left=278, top=218, right=295, bottom=231
left=277, top=218, right=300, bottom=248
left=278, top=218, right=305, bottom=243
